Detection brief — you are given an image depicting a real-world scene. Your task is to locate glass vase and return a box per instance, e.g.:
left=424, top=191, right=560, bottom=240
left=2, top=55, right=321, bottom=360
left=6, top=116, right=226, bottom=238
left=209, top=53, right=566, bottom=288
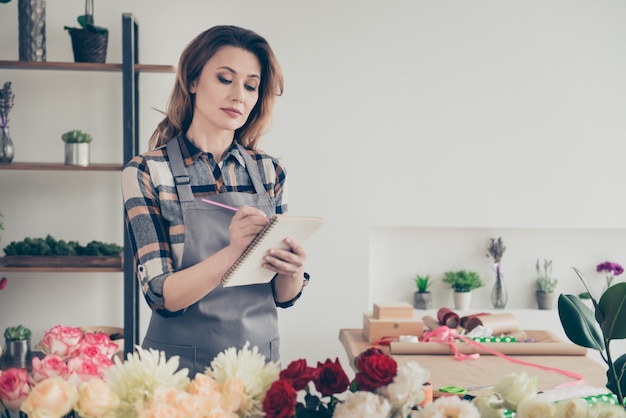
left=0, top=125, right=15, bottom=163
left=490, top=262, right=508, bottom=309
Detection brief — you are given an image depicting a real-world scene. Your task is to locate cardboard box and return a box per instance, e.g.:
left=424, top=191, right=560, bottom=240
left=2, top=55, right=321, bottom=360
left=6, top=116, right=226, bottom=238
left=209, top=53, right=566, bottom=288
left=363, top=313, right=424, bottom=343
left=373, top=302, right=413, bottom=319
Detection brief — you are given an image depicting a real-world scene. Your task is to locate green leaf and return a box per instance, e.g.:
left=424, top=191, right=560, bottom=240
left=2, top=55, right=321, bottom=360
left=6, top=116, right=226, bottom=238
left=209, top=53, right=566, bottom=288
left=598, top=283, right=626, bottom=340
left=558, top=294, right=605, bottom=352
left=606, top=353, right=626, bottom=399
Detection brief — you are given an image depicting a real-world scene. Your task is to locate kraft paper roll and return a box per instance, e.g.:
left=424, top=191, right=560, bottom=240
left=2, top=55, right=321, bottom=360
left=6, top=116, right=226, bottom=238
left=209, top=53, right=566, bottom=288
left=437, top=308, right=459, bottom=328
left=422, top=315, right=442, bottom=331
left=465, top=313, right=519, bottom=335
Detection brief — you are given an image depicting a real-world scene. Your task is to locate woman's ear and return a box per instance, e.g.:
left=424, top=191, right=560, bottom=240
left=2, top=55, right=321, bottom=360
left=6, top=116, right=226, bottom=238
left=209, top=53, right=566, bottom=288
left=189, top=80, right=197, bottom=94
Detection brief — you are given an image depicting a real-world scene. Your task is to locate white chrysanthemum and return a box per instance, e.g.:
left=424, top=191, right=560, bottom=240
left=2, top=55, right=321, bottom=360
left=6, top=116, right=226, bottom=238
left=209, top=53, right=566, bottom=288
left=554, top=397, right=588, bottom=418
left=414, top=395, right=480, bottom=418
left=333, top=391, right=391, bottom=418
left=205, top=342, right=279, bottom=417
left=586, top=402, right=626, bottom=418
left=516, top=396, right=556, bottom=418
left=494, top=372, right=539, bottom=411
left=377, top=361, right=429, bottom=416
left=105, top=346, right=190, bottom=418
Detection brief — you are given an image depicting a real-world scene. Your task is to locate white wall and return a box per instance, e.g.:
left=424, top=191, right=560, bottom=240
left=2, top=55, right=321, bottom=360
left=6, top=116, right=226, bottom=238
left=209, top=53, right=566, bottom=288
left=1, top=1, right=625, bottom=373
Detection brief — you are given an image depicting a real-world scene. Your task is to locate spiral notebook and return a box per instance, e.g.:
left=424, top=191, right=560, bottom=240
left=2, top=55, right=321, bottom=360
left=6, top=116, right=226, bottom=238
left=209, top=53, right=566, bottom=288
left=222, top=215, right=324, bottom=287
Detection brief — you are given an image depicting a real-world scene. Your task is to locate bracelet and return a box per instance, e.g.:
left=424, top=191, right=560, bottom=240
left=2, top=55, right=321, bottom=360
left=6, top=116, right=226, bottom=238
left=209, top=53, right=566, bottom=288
left=275, top=272, right=310, bottom=309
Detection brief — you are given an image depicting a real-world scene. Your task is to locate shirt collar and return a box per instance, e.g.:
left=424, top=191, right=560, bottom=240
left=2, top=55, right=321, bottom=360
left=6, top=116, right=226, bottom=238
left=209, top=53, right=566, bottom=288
left=179, top=135, right=246, bottom=167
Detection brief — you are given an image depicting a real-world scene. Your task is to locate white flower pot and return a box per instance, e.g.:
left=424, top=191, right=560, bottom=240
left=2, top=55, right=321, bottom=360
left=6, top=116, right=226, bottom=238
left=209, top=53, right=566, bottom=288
left=453, top=291, right=472, bottom=310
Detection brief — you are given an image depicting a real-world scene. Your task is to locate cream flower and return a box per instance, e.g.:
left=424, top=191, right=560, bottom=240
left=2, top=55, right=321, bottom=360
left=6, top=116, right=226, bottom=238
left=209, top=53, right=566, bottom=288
left=205, top=342, right=280, bottom=417
left=471, top=394, right=506, bottom=418
left=516, top=396, right=556, bottom=418
left=415, top=395, right=480, bottom=418
left=333, top=390, right=391, bottom=418
left=75, top=378, right=119, bottom=418
left=105, top=346, right=190, bottom=417
left=20, top=376, right=79, bottom=418
left=554, top=397, right=588, bottom=418
left=586, top=402, right=626, bottom=418
left=377, top=360, right=430, bottom=417
left=493, top=372, right=539, bottom=411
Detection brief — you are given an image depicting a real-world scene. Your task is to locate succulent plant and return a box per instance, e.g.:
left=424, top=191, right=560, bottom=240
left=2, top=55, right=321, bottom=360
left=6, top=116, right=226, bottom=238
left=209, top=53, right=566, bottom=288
left=4, top=324, right=32, bottom=341
left=62, top=129, right=93, bottom=143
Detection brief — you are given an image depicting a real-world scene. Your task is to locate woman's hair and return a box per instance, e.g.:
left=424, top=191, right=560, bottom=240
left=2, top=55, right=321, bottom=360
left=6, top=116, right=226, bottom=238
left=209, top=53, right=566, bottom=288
left=148, top=25, right=284, bottom=150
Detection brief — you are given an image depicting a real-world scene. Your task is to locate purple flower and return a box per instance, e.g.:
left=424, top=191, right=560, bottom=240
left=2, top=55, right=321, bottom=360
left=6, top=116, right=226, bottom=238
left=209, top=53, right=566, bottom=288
left=597, top=262, right=623, bottom=275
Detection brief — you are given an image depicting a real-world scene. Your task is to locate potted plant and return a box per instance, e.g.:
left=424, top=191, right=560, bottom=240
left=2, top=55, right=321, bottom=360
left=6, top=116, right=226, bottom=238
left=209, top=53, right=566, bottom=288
left=413, top=273, right=432, bottom=310
left=486, top=237, right=508, bottom=309
left=442, top=270, right=484, bottom=310
left=3, top=324, right=32, bottom=366
left=64, top=0, right=108, bottom=63
left=62, top=129, right=93, bottom=166
left=535, top=258, right=558, bottom=310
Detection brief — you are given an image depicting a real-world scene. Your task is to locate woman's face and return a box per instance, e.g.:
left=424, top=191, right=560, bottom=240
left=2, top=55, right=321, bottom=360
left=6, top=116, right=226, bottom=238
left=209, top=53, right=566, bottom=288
left=190, top=46, right=261, bottom=134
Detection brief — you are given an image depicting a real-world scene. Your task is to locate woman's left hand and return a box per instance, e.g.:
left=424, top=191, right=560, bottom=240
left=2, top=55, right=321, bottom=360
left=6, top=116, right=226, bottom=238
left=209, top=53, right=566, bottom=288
left=263, top=238, right=307, bottom=278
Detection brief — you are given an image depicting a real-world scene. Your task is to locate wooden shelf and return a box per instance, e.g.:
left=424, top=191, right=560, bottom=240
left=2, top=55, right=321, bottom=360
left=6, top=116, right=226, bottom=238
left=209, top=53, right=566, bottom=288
left=0, top=60, right=176, bottom=73
left=0, top=256, right=123, bottom=272
left=0, top=162, right=122, bottom=171
left=0, top=266, right=123, bottom=272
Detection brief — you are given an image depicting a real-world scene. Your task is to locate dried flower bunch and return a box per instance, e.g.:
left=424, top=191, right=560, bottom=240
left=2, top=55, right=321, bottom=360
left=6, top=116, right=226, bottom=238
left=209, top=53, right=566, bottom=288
left=486, top=237, right=506, bottom=263
left=0, top=82, right=14, bottom=128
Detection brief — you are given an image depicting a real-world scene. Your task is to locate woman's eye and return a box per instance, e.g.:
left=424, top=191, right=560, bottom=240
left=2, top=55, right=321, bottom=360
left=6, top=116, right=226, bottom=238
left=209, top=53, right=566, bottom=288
left=245, top=84, right=258, bottom=92
left=218, top=75, right=232, bottom=84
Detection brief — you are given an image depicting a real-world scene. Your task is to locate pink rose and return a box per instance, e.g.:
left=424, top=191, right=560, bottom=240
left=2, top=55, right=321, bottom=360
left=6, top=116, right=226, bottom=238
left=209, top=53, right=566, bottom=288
left=82, top=333, right=119, bottom=358
left=77, top=344, right=114, bottom=370
left=21, top=376, right=78, bottom=418
left=0, top=368, right=31, bottom=411
left=39, top=325, right=84, bottom=359
left=31, top=354, right=70, bottom=383
left=66, top=357, right=104, bottom=385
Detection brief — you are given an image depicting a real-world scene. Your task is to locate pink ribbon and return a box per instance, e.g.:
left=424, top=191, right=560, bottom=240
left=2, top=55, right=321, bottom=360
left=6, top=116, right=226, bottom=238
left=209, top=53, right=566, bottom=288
left=422, top=325, right=585, bottom=387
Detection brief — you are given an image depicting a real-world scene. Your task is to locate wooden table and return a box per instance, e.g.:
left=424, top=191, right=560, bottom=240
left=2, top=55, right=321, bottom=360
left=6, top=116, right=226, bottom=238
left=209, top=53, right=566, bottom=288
left=339, top=328, right=609, bottom=397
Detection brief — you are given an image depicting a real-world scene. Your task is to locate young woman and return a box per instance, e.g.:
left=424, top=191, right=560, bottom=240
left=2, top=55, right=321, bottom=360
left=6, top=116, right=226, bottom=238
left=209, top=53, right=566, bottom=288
left=122, top=25, right=309, bottom=377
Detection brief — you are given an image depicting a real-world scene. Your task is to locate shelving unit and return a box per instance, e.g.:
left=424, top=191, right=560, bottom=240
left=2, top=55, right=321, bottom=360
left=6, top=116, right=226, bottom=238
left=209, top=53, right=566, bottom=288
left=0, top=14, right=175, bottom=356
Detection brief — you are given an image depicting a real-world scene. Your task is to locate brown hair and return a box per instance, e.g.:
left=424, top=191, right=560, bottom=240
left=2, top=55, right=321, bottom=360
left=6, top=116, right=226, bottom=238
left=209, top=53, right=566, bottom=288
left=149, top=25, right=284, bottom=150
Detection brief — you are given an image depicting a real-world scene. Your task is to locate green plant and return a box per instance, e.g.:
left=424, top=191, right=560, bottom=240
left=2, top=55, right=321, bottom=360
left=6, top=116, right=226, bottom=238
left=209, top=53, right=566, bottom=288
left=442, top=270, right=484, bottom=293
left=64, top=0, right=108, bottom=34
left=413, top=274, right=432, bottom=293
left=61, top=129, right=93, bottom=144
left=536, top=258, right=558, bottom=293
left=4, top=324, right=32, bottom=341
left=559, top=267, right=626, bottom=408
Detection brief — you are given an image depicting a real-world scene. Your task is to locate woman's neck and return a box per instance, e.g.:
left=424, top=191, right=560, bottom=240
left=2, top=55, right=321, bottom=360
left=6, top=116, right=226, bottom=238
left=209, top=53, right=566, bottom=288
left=186, top=126, right=234, bottom=162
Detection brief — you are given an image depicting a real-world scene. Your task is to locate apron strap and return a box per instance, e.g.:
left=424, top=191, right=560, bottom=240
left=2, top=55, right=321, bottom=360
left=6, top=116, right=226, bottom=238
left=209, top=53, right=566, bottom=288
left=166, top=137, right=194, bottom=202
left=235, top=143, right=269, bottom=196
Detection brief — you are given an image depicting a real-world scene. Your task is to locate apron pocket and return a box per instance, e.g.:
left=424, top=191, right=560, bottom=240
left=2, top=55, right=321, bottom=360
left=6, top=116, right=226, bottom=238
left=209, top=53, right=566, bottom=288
left=143, top=338, right=197, bottom=376
left=269, top=338, right=280, bottom=363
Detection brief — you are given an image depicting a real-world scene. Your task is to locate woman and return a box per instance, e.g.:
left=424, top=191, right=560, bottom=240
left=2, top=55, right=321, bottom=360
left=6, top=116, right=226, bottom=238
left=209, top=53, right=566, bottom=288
left=122, top=25, right=309, bottom=377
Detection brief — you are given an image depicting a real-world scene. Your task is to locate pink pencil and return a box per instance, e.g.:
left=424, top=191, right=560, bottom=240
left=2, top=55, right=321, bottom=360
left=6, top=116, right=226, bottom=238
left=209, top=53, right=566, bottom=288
left=201, top=198, right=239, bottom=212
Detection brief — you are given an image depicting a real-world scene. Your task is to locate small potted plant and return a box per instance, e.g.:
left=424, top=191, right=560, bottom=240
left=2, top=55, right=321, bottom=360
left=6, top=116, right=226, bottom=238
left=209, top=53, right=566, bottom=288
left=64, top=0, right=109, bottom=63
left=413, top=273, right=432, bottom=310
left=535, top=258, right=558, bottom=310
left=3, top=324, right=32, bottom=366
left=62, top=129, right=93, bottom=166
left=442, top=270, right=484, bottom=310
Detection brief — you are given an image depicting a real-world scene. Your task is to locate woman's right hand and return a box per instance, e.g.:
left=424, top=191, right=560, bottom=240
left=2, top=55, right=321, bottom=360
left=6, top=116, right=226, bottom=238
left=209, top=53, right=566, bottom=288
left=228, top=205, right=269, bottom=253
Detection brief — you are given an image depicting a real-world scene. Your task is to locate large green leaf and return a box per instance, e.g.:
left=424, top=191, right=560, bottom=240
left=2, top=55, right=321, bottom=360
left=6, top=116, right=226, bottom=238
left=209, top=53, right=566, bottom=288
left=558, top=294, right=605, bottom=352
left=599, top=283, right=626, bottom=340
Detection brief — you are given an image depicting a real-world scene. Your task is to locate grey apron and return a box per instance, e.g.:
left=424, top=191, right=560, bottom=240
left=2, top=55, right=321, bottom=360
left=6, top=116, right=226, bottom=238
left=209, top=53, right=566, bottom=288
left=142, top=137, right=280, bottom=377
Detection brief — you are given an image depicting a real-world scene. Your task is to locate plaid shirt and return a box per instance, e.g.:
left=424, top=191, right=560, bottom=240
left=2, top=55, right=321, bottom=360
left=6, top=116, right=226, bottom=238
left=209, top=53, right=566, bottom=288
left=122, top=136, right=287, bottom=312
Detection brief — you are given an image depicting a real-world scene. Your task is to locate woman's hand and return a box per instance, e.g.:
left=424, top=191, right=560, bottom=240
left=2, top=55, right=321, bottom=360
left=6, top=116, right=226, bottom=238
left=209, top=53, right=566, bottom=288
left=228, top=205, right=269, bottom=253
left=263, top=237, right=308, bottom=278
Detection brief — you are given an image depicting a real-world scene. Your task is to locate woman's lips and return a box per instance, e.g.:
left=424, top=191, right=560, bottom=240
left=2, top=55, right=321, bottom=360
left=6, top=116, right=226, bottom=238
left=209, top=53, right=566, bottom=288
left=221, top=107, right=242, bottom=118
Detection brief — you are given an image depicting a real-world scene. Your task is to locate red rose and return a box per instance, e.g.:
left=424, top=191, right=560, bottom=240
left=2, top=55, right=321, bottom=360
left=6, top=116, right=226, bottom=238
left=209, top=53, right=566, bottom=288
left=0, top=277, right=7, bottom=290
left=313, top=358, right=350, bottom=397
left=262, top=379, right=297, bottom=418
left=354, top=347, right=398, bottom=391
left=279, top=359, right=318, bottom=391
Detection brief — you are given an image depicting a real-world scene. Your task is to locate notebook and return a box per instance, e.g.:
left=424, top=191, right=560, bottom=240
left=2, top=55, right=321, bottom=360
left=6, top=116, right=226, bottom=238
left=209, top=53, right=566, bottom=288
left=222, top=215, right=324, bottom=287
